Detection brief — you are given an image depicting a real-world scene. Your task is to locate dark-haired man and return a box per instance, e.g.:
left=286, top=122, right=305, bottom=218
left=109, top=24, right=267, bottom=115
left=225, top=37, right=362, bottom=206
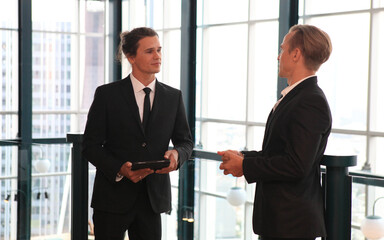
left=83, top=27, right=193, bottom=240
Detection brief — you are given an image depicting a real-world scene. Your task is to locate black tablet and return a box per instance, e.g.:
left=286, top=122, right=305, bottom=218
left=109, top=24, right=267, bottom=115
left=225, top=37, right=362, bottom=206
left=131, top=159, right=170, bottom=171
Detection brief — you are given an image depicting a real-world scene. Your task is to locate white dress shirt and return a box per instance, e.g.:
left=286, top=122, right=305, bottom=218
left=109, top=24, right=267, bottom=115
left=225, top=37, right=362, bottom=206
left=130, top=74, right=156, bottom=122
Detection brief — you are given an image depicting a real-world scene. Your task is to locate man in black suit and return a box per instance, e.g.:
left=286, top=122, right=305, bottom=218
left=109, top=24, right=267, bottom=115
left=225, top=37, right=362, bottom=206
left=83, top=27, right=193, bottom=240
left=218, top=24, right=333, bottom=240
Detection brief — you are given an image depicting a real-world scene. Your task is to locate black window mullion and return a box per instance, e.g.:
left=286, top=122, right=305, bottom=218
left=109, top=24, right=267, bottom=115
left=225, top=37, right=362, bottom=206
left=18, top=0, right=33, bottom=239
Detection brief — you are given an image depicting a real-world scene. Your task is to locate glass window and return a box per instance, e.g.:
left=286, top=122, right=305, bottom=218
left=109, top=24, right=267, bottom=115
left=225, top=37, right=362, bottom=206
left=370, top=12, right=384, bottom=132
left=0, top=146, right=20, bottom=239
left=302, top=0, right=370, bottom=15
left=200, top=0, right=248, bottom=25
left=250, top=0, right=279, bottom=20
left=0, top=29, right=19, bottom=139
left=373, top=0, right=384, bottom=8
left=201, top=122, right=246, bottom=152
left=200, top=25, right=248, bottom=121
left=32, top=1, right=105, bottom=138
left=31, top=144, right=71, bottom=238
left=325, top=133, right=367, bottom=171
left=32, top=0, right=79, bottom=32
left=79, top=1, right=105, bottom=34
left=306, top=14, right=370, bottom=131
left=248, top=21, right=279, bottom=123
left=0, top=0, right=18, bottom=28
left=369, top=137, right=384, bottom=175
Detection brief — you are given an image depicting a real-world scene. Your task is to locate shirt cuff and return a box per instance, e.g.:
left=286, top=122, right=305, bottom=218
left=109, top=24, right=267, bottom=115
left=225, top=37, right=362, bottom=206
left=115, top=173, right=123, bottom=182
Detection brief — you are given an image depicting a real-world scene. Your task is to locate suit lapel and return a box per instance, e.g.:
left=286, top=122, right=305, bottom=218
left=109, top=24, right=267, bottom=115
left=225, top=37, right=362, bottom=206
left=262, top=109, right=274, bottom=149
left=119, top=76, right=146, bottom=134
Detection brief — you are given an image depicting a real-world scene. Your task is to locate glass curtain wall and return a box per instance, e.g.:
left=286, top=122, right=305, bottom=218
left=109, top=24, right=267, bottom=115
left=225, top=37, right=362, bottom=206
left=298, top=0, right=384, bottom=239
left=1, top=0, right=106, bottom=239
left=31, top=1, right=105, bottom=238
left=195, top=0, right=279, bottom=239
left=121, top=0, right=183, bottom=239
left=0, top=0, right=21, bottom=239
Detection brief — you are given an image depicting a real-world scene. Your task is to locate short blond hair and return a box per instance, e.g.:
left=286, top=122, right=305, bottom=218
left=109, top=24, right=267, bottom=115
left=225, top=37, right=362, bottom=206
left=288, top=24, right=332, bottom=71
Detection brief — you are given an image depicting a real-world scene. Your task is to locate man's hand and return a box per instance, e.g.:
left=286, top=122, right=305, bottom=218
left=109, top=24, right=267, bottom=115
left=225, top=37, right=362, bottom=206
left=119, top=162, right=154, bottom=183
left=218, top=150, right=244, bottom=177
left=155, top=149, right=178, bottom=174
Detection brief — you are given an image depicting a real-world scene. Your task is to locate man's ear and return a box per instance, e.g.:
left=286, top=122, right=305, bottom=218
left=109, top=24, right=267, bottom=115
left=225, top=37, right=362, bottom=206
left=292, top=48, right=301, bottom=62
left=127, top=54, right=135, bottom=64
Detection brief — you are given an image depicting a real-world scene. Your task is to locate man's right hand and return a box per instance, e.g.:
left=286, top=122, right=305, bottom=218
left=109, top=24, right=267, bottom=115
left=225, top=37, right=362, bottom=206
left=119, top=162, right=154, bottom=183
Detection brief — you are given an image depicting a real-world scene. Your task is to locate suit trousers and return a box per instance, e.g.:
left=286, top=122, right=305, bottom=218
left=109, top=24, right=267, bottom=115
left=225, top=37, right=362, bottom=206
left=93, top=180, right=161, bottom=240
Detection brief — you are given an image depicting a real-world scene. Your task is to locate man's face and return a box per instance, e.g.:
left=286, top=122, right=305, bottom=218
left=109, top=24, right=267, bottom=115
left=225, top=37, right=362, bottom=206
left=277, top=32, right=294, bottom=78
left=129, top=36, right=162, bottom=75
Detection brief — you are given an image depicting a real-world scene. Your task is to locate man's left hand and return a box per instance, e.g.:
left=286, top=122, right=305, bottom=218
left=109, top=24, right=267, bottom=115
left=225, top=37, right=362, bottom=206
left=155, top=149, right=178, bottom=174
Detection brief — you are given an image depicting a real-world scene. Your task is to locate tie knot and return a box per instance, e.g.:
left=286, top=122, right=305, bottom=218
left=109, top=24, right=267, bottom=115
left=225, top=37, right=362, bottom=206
left=143, top=87, right=151, bottom=95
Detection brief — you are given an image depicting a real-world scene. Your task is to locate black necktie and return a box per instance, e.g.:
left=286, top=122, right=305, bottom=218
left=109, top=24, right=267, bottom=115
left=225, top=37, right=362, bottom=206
left=142, top=87, right=151, bottom=129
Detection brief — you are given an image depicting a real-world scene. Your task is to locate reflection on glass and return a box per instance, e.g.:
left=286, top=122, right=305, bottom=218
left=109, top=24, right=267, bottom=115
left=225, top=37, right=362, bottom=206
left=0, top=146, right=17, bottom=239
left=31, top=175, right=71, bottom=237
left=80, top=35, right=105, bottom=111
left=0, top=29, right=19, bottom=139
left=31, top=144, right=71, bottom=238
left=80, top=0, right=105, bottom=34
left=32, top=33, right=74, bottom=111
left=32, top=114, right=71, bottom=138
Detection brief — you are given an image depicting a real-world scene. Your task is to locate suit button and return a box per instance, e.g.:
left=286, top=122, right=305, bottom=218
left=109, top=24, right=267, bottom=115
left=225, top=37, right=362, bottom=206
left=142, top=142, right=147, bottom=147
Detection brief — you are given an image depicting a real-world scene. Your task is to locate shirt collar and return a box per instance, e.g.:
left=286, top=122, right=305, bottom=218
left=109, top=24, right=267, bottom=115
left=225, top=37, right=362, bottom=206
left=130, top=73, right=156, bottom=93
left=281, top=75, right=316, bottom=97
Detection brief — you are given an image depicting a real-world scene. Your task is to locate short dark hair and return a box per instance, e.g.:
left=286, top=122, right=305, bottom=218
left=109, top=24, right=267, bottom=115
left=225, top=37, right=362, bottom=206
left=116, top=27, right=159, bottom=62
left=288, top=24, right=332, bottom=71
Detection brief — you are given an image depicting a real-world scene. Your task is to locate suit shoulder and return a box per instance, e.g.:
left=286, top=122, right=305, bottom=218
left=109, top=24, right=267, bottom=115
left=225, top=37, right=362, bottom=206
left=95, top=79, right=127, bottom=93
left=157, top=81, right=182, bottom=95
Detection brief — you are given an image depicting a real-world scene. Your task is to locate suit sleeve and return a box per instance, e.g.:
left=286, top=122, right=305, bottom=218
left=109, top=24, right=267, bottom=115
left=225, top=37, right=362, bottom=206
left=171, top=92, right=194, bottom=168
left=82, top=86, right=123, bottom=183
left=243, top=94, right=331, bottom=183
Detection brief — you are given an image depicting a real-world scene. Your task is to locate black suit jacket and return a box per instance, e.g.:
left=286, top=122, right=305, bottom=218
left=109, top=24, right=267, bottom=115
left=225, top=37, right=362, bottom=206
left=82, top=76, right=193, bottom=214
left=242, top=77, right=331, bottom=238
